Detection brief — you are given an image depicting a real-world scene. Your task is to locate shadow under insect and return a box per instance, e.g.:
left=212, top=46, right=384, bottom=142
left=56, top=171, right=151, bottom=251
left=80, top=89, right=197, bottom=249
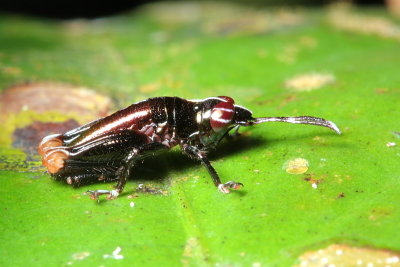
left=55, top=135, right=267, bottom=188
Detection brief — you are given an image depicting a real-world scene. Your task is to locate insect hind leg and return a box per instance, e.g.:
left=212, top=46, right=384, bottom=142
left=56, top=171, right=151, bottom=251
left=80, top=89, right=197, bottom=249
left=87, top=142, right=169, bottom=200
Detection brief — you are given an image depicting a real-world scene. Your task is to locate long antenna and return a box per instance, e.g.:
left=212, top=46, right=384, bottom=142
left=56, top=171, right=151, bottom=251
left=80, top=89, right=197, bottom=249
left=252, top=116, right=341, bottom=134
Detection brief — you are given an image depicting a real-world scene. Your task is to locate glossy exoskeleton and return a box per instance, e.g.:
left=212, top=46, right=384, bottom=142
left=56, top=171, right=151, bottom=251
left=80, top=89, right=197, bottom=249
left=38, top=96, right=340, bottom=200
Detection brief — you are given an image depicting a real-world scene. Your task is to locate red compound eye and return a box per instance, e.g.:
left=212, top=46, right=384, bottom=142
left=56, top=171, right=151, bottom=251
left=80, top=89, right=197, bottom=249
left=218, top=96, right=235, bottom=104
left=210, top=102, right=235, bottom=132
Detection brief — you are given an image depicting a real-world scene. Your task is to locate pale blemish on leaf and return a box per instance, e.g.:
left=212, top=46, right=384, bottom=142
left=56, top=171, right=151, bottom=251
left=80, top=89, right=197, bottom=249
left=72, top=251, right=90, bottom=260
left=0, top=82, right=112, bottom=153
left=313, top=136, right=326, bottom=145
left=145, top=2, right=304, bottom=36
left=276, top=45, right=299, bottom=64
left=103, top=247, right=124, bottom=260
left=182, top=237, right=200, bottom=266
left=276, top=36, right=318, bottom=64
left=328, top=4, right=400, bottom=41
left=386, top=142, right=396, bottom=147
left=284, top=158, right=309, bottom=174
left=183, top=237, right=198, bottom=258
left=203, top=9, right=304, bottom=36
left=138, top=82, right=161, bottom=94
left=368, top=207, right=393, bottom=221
left=294, top=244, right=400, bottom=267
left=144, top=2, right=202, bottom=25
left=285, top=73, right=335, bottom=92
left=0, top=82, right=112, bottom=119
left=63, top=19, right=92, bottom=36
left=299, top=36, right=318, bottom=49
left=1, top=66, right=22, bottom=76
left=311, top=183, right=318, bottom=189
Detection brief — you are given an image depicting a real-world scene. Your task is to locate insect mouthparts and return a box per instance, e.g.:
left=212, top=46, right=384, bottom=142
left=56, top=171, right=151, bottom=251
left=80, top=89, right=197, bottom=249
left=252, top=116, right=341, bottom=134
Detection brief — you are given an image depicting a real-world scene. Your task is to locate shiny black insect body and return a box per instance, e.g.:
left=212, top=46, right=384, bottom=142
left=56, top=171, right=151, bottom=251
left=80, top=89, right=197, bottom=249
left=39, top=96, right=340, bottom=200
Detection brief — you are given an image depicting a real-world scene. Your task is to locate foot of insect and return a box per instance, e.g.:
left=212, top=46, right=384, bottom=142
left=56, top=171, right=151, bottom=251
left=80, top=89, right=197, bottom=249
left=86, top=189, right=120, bottom=200
left=86, top=154, right=133, bottom=200
left=218, top=181, right=243, bottom=194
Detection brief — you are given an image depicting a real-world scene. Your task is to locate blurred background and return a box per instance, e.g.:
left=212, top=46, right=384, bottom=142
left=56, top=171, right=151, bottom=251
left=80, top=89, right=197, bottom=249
left=0, top=0, right=390, bottom=18
left=1, top=0, right=399, bottom=267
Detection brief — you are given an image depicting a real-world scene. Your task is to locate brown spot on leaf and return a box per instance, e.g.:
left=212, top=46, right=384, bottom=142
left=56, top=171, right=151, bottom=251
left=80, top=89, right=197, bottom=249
left=303, top=173, right=325, bottom=186
left=12, top=120, right=79, bottom=154
left=127, top=194, right=139, bottom=199
left=368, top=207, right=392, bottom=221
left=136, top=183, right=168, bottom=195
left=278, top=95, right=297, bottom=109
left=336, top=192, right=346, bottom=199
left=0, top=82, right=111, bottom=118
left=294, top=244, right=400, bottom=267
left=376, top=88, right=390, bottom=94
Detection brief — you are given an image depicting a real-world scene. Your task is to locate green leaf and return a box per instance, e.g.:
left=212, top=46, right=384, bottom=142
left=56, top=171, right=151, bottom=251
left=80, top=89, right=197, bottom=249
left=1, top=3, right=400, bottom=266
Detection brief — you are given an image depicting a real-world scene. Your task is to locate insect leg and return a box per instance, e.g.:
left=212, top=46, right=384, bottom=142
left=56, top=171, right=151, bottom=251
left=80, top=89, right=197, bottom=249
left=227, top=125, right=241, bottom=139
left=181, top=144, right=243, bottom=194
left=87, top=142, right=169, bottom=200
left=86, top=149, right=138, bottom=200
left=47, top=130, right=149, bottom=185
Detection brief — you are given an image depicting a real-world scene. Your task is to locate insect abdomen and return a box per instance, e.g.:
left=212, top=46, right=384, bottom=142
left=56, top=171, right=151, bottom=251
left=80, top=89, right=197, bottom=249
left=38, top=97, right=199, bottom=184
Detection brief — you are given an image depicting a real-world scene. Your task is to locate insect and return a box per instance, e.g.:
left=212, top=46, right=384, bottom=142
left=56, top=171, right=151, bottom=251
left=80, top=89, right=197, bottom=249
left=38, top=96, right=340, bottom=200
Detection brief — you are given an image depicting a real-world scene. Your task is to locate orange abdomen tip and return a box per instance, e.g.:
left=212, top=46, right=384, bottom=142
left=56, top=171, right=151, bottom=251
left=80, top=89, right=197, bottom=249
left=43, top=149, right=69, bottom=174
left=38, top=134, right=63, bottom=156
